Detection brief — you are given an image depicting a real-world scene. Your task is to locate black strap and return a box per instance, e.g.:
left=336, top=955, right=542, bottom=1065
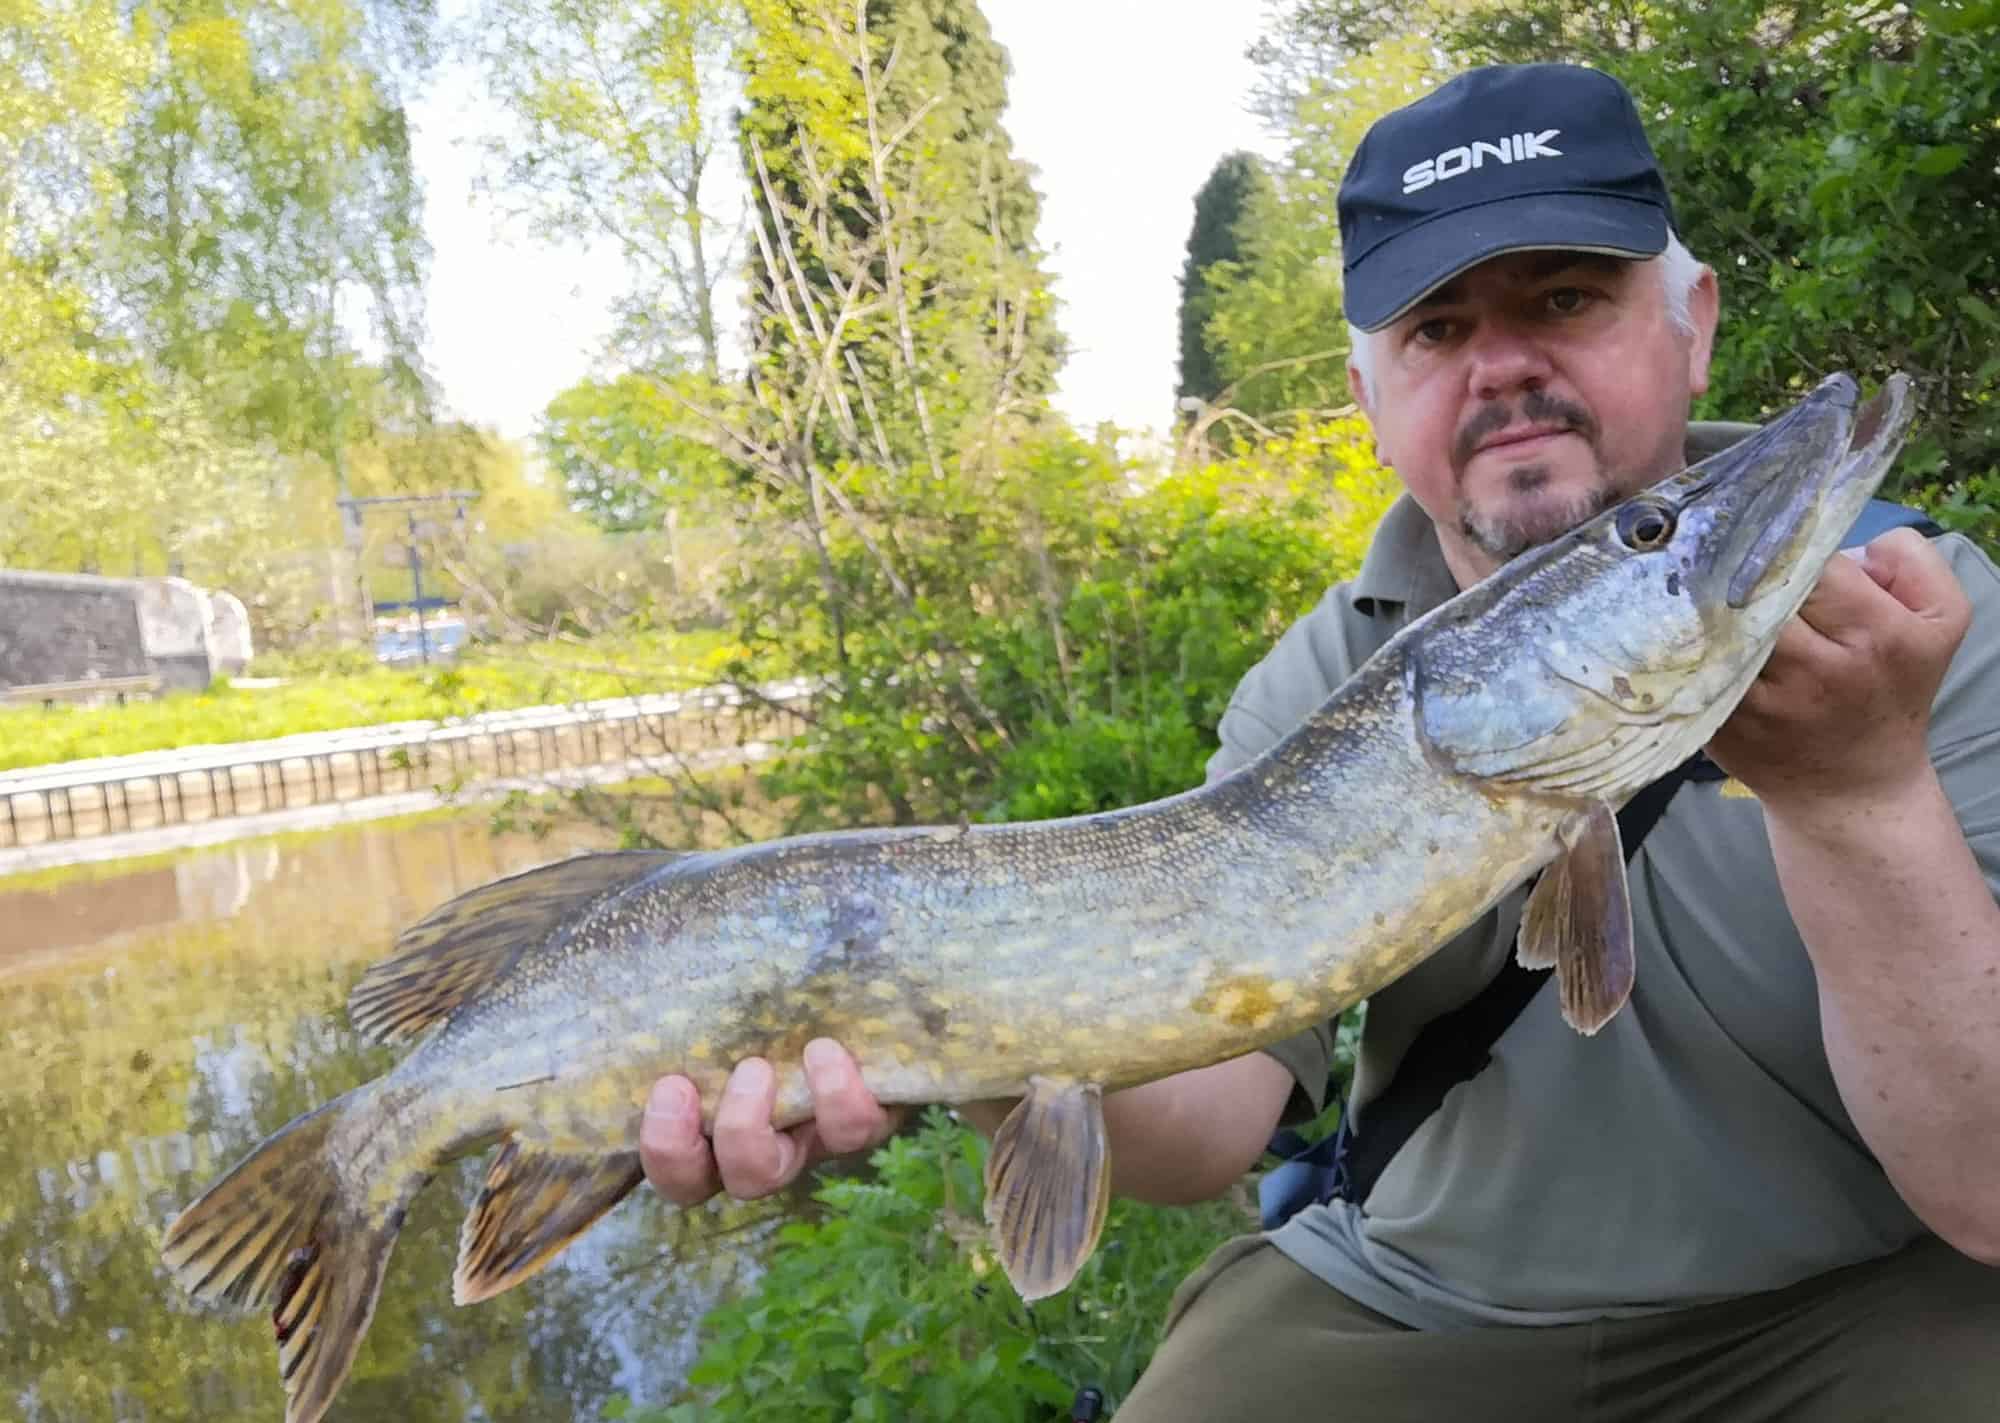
left=1255, top=496, right=1945, bottom=1227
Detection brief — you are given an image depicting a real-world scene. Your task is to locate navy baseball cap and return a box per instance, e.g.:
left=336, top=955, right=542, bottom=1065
left=1338, top=64, right=1678, bottom=332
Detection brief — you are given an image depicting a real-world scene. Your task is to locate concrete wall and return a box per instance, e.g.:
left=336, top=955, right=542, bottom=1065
left=0, top=570, right=254, bottom=695
left=0, top=571, right=151, bottom=690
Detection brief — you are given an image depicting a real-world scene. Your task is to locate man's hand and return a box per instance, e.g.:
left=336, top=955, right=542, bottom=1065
left=1707, top=528, right=1971, bottom=815
left=639, top=1038, right=906, bottom=1204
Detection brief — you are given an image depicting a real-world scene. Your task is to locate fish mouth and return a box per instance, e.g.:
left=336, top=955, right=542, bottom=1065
left=1669, top=372, right=1914, bottom=613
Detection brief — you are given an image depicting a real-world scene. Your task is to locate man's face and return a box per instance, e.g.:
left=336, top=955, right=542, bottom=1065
left=1351, top=249, right=1719, bottom=586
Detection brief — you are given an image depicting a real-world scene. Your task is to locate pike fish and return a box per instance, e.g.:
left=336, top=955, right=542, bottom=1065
left=163, top=372, right=1914, bottom=1423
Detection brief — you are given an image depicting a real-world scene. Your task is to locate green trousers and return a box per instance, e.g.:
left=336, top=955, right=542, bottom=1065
left=1113, top=1235, right=2000, bottom=1421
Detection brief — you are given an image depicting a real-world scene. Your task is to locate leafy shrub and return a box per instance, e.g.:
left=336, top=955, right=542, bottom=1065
left=624, top=1111, right=1258, bottom=1423
left=731, top=418, right=1397, bottom=830
left=988, top=422, right=1397, bottom=820
left=1433, top=0, right=2000, bottom=550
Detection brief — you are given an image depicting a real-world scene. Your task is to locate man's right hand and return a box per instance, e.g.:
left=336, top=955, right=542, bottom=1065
left=638, top=1037, right=905, bottom=1204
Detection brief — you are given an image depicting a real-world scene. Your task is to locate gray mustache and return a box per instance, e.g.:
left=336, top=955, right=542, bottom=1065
left=1454, top=389, right=1599, bottom=466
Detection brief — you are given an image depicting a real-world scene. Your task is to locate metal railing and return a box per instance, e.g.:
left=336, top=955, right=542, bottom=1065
left=0, top=680, right=814, bottom=849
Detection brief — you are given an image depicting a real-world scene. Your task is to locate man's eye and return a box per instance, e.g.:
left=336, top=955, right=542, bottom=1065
left=1412, top=317, right=1454, bottom=345
left=1547, top=287, right=1592, bottom=315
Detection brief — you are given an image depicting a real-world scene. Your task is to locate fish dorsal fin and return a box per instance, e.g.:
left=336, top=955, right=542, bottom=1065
left=1516, top=801, right=1636, bottom=1034
left=453, top=1139, right=644, bottom=1305
left=983, top=1076, right=1112, bottom=1301
left=348, top=851, right=682, bottom=1044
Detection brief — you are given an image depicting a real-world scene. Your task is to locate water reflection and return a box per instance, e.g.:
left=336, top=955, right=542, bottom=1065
left=1, top=814, right=797, bottom=1423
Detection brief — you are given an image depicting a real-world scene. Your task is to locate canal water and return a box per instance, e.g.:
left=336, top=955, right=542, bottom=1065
left=1, top=812, right=797, bottom=1422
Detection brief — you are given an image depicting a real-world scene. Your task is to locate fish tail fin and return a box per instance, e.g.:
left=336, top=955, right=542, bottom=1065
left=161, top=1088, right=430, bottom=1423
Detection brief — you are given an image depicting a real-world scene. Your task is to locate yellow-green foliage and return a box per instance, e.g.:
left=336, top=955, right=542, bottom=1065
left=737, top=415, right=1399, bottom=830
left=0, top=629, right=733, bottom=771
left=984, top=416, right=1397, bottom=821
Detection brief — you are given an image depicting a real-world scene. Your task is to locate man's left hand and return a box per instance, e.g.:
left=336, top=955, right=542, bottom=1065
left=1706, top=528, right=1971, bottom=814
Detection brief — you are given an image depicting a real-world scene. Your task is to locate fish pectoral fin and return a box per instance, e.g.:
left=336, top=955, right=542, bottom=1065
left=453, top=1140, right=644, bottom=1305
left=983, top=1076, right=1112, bottom=1303
left=349, top=851, right=683, bottom=1044
left=1517, top=801, right=1636, bottom=1035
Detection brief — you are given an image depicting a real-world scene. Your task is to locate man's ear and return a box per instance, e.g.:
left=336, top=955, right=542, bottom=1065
left=1685, top=265, right=1719, bottom=398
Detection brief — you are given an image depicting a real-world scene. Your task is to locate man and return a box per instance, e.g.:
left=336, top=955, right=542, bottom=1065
left=639, top=65, right=2000, bottom=1418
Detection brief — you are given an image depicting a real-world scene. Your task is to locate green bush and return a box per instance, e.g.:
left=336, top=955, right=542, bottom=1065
left=624, top=1111, right=1259, bottom=1423
left=1433, top=0, right=2000, bottom=549
left=732, top=418, right=1397, bottom=830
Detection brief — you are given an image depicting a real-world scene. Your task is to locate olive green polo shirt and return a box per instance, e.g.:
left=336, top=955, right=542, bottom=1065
left=1205, top=424, right=2000, bottom=1329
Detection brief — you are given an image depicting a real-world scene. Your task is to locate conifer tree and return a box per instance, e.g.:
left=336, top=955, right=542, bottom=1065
left=737, top=0, right=1063, bottom=468
left=1175, top=150, right=1270, bottom=409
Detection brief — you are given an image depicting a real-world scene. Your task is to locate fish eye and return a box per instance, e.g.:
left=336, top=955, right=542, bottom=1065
left=1615, top=501, right=1677, bottom=551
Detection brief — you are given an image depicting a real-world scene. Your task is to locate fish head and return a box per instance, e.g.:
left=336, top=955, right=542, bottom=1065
left=1411, top=372, right=1916, bottom=804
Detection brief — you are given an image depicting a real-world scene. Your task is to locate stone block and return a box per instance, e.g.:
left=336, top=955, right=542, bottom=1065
left=0, top=571, right=151, bottom=690
left=206, top=589, right=255, bottom=676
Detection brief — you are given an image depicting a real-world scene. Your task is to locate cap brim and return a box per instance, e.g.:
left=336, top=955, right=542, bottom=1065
left=1344, top=193, right=1670, bottom=332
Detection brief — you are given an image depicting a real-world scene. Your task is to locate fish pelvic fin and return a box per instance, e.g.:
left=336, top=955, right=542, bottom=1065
left=454, top=1139, right=644, bottom=1305
left=983, top=1077, right=1112, bottom=1302
left=349, top=850, right=684, bottom=1044
left=160, top=1088, right=430, bottom=1423
left=1517, top=801, right=1636, bottom=1035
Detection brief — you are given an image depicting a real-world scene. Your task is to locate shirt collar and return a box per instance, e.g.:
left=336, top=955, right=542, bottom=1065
left=1351, top=492, right=1458, bottom=619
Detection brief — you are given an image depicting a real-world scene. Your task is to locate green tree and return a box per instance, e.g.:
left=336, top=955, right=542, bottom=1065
left=1249, top=0, right=2000, bottom=541
left=103, top=0, right=436, bottom=458
left=737, top=0, right=1064, bottom=471
left=1176, top=151, right=1272, bottom=412
left=541, top=374, right=733, bottom=533
left=101, top=0, right=438, bottom=455
left=0, top=0, right=153, bottom=403
left=1, top=0, right=438, bottom=624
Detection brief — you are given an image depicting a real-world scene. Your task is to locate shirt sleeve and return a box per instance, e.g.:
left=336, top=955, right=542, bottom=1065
left=1933, top=536, right=2000, bottom=893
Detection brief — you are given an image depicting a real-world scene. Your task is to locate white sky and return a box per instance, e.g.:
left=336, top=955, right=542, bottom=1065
left=406, top=1, right=1286, bottom=445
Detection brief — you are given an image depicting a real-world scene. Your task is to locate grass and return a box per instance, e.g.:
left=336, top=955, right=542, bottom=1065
left=0, top=627, right=740, bottom=772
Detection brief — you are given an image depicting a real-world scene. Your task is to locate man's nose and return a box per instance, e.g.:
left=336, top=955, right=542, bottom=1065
left=1464, top=320, right=1554, bottom=400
